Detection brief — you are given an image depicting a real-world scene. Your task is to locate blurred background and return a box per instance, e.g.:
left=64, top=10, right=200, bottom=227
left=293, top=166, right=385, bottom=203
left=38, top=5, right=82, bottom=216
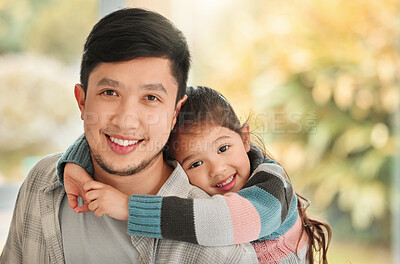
left=0, top=0, right=399, bottom=262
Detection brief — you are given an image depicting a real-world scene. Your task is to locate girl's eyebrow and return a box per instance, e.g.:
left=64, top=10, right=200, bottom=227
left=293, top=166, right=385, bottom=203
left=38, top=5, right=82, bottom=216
left=180, top=135, right=231, bottom=165
left=213, top=135, right=230, bottom=143
left=181, top=154, right=194, bottom=166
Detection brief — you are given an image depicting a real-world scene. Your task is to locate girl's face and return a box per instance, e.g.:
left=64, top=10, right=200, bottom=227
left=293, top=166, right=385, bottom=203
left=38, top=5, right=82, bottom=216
left=174, top=125, right=251, bottom=195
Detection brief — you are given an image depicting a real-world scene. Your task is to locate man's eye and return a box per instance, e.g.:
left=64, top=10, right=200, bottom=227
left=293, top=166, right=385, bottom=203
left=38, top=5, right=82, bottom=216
left=103, top=90, right=117, bottom=96
left=146, top=95, right=159, bottom=101
left=190, top=161, right=203, bottom=168
left=218, top=145, right=229, bottom=153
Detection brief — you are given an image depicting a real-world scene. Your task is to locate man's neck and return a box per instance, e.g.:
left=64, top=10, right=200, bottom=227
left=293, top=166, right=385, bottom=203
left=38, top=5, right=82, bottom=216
left=91, top=155, right=173, bottom=195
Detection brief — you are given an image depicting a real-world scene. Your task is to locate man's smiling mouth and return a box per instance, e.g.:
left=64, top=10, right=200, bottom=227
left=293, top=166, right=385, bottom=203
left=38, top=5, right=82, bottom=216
left=109, top=136, right=140, bottom=147
left=105, top=134, right=144, bottom=154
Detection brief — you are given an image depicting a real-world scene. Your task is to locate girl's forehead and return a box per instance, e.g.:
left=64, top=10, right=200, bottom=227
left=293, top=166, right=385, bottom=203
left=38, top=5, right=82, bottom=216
left=180, top=125, right=232, bottom=139
left=173, top=125, right=243, bottom=160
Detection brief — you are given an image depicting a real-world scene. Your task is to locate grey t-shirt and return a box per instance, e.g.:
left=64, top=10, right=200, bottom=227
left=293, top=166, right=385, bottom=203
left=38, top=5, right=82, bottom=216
left=60, top=195, right=139, bottom=264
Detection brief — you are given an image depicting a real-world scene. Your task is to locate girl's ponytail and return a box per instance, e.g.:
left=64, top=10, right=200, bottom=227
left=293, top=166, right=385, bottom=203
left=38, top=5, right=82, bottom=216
left=297, top=193, right=332, bottom=263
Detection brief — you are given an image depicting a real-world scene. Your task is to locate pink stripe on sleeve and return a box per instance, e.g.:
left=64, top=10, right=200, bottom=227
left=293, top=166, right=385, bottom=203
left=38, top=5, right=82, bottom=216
left=252, top=215, right=308, bottom=262
left=224, top=193, right=262, bottom=244
left=283, top=215, right=308, bottom=250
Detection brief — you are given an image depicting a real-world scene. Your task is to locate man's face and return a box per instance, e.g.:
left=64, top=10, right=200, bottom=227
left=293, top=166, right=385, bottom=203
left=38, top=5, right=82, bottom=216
left=75, top=57, right=185, bottom=176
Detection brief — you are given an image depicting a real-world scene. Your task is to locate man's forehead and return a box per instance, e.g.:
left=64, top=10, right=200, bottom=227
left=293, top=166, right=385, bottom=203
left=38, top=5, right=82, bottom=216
left=87, top=57, right=178, bottom=93
left=90, top=57, right=173, bottom=75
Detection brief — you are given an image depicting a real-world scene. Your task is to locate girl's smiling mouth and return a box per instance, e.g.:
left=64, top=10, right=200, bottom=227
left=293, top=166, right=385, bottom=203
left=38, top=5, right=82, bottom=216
left=215, top=173, right=237, bottom=192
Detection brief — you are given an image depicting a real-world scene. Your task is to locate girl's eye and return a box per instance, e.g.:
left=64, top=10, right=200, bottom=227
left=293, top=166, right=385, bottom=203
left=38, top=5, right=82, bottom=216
left=146, top=95, right=159, bottom=101
left=102, top=90, right=117, bottom=96
left=190, top=161, right=203, bottom=168
left=218, top=145, right=229, bottom=153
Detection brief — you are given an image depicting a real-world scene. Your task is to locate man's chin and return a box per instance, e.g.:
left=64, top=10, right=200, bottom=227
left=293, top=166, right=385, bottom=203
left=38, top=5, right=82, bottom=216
left=92, top=149, right=163, bottom=176
left=100, top=165, right=139, bottom=176
left=96, top=160, right=149, bottom=176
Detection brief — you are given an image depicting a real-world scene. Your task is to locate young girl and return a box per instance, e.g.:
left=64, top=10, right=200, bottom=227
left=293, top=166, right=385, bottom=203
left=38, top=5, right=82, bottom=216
left=57, top=86, right=331, bottom=263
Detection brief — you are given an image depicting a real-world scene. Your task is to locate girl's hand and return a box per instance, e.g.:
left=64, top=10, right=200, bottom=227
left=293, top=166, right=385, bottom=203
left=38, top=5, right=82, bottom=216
left=83, top=181, right=129, bottom=221
left=64, top=163, right=93, bottom=213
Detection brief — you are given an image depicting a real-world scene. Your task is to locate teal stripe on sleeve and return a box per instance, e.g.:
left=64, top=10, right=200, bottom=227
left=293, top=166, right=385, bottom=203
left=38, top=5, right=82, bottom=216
left=56, top=134, right=94, bottom=186
left=128, top=195, right=163, bottom=238
left=270, top=194, right=298, bottom=236
left=261, top=194, right=299, bottom=240
left=238, top=186, right=282, bottom=238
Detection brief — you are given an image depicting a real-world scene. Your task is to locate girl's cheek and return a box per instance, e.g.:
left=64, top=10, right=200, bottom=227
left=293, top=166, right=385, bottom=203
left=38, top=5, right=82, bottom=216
left=187, top=173, right=199, bottom=186
left=190, top=173, right=206, bottom=188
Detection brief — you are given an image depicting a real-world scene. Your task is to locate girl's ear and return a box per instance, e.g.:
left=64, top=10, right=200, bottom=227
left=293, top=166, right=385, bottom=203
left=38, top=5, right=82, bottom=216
left=241, top=123, right=251, bottom=152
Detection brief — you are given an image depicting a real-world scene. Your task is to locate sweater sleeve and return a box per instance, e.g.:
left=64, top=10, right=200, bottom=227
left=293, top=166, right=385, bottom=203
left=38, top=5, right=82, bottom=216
left=128, top=162, right=297, bottom=246
left=56, top=134, right=94, bottom=186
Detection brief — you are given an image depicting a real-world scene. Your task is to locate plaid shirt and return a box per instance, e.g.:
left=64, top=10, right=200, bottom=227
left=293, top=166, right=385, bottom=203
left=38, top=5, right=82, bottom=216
left=0, top=153, right=258, bottom=264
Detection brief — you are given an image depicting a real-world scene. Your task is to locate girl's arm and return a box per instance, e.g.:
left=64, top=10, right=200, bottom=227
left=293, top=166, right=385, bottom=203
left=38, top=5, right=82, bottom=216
left=57, top=136, right=297, bottom=246
left=129, top=163, right=297, bottom=246
left=57, top=134, right=93, bottom=212
left=56, top=134, right=93, bottom=185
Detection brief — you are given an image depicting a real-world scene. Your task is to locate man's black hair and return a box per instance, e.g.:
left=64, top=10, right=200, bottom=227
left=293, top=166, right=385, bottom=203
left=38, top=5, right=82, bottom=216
left=80, top=8, right=191, bottom=102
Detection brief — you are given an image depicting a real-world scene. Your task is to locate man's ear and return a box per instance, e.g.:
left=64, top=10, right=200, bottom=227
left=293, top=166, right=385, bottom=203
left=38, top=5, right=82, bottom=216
left=171, top=95, right=187, bottom=129
left=74, top=84, right=86, bottom=121
left=241, top=123, right=251, bottom=152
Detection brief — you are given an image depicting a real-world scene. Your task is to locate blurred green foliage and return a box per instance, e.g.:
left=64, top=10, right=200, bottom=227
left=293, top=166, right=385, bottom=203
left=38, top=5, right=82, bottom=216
left=27, top=0, right=98, bottom=62
left=0, top=0, right=97, bottom=61
left=0, top=0, right=97, bottom=180
left=0, top=53, right=81, bottom=178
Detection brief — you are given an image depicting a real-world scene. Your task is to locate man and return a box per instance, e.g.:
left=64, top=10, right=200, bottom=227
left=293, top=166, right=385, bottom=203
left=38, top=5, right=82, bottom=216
left=0, top=8, right=258, bottom=263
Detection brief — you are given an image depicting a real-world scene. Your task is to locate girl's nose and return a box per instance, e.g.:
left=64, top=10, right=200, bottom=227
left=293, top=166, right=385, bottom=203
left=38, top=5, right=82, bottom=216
left=209, top=159, right=227, bottom=178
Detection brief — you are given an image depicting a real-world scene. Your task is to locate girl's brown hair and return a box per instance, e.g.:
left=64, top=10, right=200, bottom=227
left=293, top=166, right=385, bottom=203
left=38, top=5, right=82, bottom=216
left=166, top=86, right=332, bottom=263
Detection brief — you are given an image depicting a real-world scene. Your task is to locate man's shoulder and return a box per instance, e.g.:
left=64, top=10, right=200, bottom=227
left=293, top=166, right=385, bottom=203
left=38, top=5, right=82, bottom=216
left=32, top=152, right=63, bottom=169
left=24, top=152, right=63, bottom=191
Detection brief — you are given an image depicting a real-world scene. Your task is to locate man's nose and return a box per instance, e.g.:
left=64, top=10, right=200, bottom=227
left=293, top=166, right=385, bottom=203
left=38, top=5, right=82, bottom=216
left=113, top=100, right=140, bottom=131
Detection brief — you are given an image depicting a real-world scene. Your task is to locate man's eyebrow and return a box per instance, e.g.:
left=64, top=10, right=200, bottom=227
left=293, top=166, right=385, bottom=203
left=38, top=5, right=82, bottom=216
left=140, top=83, right=168, bottom=95
left=97, top=78, right=123, bottom=88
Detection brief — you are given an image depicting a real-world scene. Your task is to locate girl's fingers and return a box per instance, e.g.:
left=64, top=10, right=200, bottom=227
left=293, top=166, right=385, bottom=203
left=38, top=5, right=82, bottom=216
left=88, top=200, right=99, bottom=212
left=94, top=208, right=104, bottom=217
left=85, top=190, right=100, bottom=203
left=83, top=180, right=105, bottom=192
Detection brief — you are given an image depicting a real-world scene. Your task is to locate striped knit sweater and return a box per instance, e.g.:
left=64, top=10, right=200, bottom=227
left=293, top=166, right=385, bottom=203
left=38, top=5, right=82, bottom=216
left=57, top=135, right=308, bottom=262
